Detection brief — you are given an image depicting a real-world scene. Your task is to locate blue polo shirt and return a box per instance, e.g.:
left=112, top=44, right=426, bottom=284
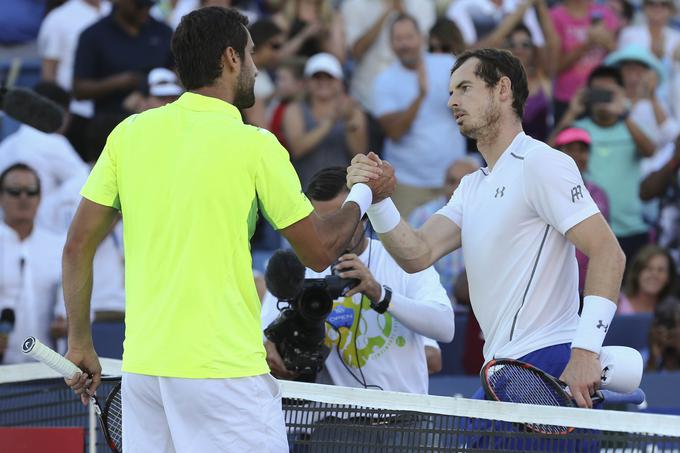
left=73, top=9, right=173, bottom=114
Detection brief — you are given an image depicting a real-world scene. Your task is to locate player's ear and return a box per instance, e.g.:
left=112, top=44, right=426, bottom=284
left=498, top=76, right=512, bottom=103
left=223, top=47, right=241, bottom=74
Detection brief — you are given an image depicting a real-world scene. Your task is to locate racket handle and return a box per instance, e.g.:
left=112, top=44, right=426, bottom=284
left=22, top=336, right=81, bottom=380
left=595, top=388, right=646, bottom=405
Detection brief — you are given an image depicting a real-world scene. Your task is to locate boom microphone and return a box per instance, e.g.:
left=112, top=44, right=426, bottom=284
left=265, top=249, right=306, bottom=300
left=0, top=87, right=65, bottom=133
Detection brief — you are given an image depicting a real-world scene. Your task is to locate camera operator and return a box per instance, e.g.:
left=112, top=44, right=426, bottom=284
left=261, top=167, right=454, bottom=394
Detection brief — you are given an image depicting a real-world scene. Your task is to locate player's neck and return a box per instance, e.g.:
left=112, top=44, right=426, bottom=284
left=192, top=83, right=237, bottom=107
left=476, top=121, right=523, bottom=171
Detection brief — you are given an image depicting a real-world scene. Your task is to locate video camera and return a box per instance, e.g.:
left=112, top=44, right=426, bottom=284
left=264, top=250, right=358, bottom=379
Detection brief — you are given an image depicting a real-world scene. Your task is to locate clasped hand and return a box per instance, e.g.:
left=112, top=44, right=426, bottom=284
left=347, top=152, right=396, bottom=203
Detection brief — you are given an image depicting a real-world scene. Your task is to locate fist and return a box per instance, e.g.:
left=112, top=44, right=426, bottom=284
left=369, top=161, right=397, bottom=203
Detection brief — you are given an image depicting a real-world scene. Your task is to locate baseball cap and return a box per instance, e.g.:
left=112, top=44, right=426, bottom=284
left=304, top=53, right=343, bottom=80
left=148, top=68, right=183, bottom=97
left=554, top=128, right=591, bottom=147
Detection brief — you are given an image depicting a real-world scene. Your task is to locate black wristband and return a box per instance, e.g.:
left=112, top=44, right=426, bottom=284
left=370, top=285, right=392, bottom=314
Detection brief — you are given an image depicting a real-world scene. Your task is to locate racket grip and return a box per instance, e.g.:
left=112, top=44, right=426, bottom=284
left=596, top=388, right=646, bottom=405
left=21, top=336, right=81, bottom=380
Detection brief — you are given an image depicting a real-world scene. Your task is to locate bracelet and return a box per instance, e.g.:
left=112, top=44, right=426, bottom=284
left=342, top=183, right=372, bottom=219
left=367, top=198, right=401, bottom=233
left=571, top=295, right=617, bottom=353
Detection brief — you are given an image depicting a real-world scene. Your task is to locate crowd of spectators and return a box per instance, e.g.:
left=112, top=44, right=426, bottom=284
left=1, top=0, right=679, bottom=384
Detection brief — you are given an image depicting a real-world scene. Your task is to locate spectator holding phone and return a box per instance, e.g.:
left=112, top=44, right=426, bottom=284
left=553, top=65, right=655, bottom=265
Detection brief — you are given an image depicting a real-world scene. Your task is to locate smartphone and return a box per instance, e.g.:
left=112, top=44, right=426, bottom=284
left=584, top=88, right=613, bottom=104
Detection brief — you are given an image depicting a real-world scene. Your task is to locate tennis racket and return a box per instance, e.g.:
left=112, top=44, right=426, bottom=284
left=481, top=358, right=646, bottom=435
left=22, top=336, right=123, bottom=453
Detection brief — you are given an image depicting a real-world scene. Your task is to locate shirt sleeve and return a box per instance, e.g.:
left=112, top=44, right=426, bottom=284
left=37, top=13, right=63, bottom=60
left=523, top=148, right=600, bottom=235
left=255, top=129, right=314, bottom=230
left=73, top=28, right=98, bottom=79
left=435, top=176, right=467, bottom=228
left=371, top=70, right=403, bottom=117
left=388, top=265, right=455, bottom=342
left=81, top=121, right=125, bottom=210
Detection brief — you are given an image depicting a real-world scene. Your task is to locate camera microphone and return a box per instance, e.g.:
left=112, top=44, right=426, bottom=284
left=0, top=86, right=65, bottom=134
left=0, top=308, right=16, bottom=363
left=265, top=249, right=306, bottom=300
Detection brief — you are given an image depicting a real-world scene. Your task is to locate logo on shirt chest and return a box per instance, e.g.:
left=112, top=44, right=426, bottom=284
left=494, top=186, right=506, bottom=198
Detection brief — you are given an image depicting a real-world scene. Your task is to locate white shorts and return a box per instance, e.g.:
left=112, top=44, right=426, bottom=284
left=121, top=372, right=288, bottom=453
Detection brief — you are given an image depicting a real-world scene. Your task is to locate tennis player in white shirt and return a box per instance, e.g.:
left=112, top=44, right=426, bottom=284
left=347, top=48, right=626, bottom=409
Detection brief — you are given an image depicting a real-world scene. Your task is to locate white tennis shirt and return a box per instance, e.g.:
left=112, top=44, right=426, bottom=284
left=437, top=132, right=601, bottom=361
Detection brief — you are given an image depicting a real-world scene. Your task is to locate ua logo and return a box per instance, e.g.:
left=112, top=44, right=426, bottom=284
left=495, top=186, right=506, bottom=198
left=596, top=320, right=609, bottom=332
left=571, top=185, right=583, bottom=203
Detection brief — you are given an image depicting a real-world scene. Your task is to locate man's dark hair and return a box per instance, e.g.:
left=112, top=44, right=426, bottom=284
left=0, top=163, right=41, bottom=193
left=429, top=18, right=465, bottom=55
left=390, top=13, right=420, bottom=38
left=509, top=23, right=533, bottom=41
left=249, top=19, right=282, bottom=48
left=172, top=7, right=249, bottom=90
left=587, top=65, right=623, bottom=88
left=451, top=48, right=529, bottom=119
left=33, top=81, right=70, bottom=110
left=305, top=167, right=349, bottom=201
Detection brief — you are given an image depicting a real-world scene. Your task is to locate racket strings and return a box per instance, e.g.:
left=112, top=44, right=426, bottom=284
left=488, top=364, right=571, bottom=434
left=105, top=388, right=123, bottom=451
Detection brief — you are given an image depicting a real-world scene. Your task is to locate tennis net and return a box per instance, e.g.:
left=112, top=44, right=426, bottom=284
left=2, top=361, right=679, bottom=452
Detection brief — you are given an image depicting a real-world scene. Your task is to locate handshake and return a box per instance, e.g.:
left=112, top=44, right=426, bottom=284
left=347, top=152, right=397, bottom=204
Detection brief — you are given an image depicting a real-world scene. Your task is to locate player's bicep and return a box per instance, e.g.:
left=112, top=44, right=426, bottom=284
left=565, top=213, right=616, bottom=258
left=65, top=198, right=119, bottom=256
left=420, top=214, right=461, bottom=263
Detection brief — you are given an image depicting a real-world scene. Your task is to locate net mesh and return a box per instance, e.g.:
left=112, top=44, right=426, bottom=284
left=1, top=363, right=679, bottom=453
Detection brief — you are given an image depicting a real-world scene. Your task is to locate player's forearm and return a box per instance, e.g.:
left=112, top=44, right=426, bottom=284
left=388, top=294, right=454, bottom=342
left=62, top=245, right=96, bottom=347
left=378, top=220, right=434, bottom=273
left=307, top=204, right=363, bottom=270
left=582, top=240, right=626, bottom=302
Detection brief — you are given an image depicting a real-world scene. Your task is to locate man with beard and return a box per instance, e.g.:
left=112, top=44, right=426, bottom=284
left=62, top=7, right=393, bottom=452
left=373, top=14, right=466, bottom=219
left=347, top=49, right=625, bottom=409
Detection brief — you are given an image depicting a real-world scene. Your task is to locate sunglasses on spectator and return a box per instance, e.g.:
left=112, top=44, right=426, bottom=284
left=508, top=41, right=532, bottom=50
left=2, top=187, right=40, bottom=197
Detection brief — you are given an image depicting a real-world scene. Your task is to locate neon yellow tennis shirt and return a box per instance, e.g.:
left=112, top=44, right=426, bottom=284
left=81, top=92, right=313, bottom=378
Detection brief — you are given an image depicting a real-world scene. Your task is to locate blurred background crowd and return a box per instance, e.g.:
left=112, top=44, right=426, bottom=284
left=0, top=0, right=679, bottom=390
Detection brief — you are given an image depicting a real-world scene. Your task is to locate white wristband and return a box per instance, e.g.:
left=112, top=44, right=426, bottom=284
left=367, top=197, right=401, bottom=233
left=342, top=183, right=373, bottom=219
left=571, top=295, right=617, bottom=353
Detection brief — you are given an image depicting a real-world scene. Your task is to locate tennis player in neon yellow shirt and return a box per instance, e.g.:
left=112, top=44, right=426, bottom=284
left=61, top=7, right=394, bottom=452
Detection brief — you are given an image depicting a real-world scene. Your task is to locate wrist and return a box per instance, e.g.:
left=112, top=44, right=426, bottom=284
left=571, top=295, right=617, bottom=353
left=367, top=197, right=401, bottom=233
left=343, top=183, right=373, bottom=218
